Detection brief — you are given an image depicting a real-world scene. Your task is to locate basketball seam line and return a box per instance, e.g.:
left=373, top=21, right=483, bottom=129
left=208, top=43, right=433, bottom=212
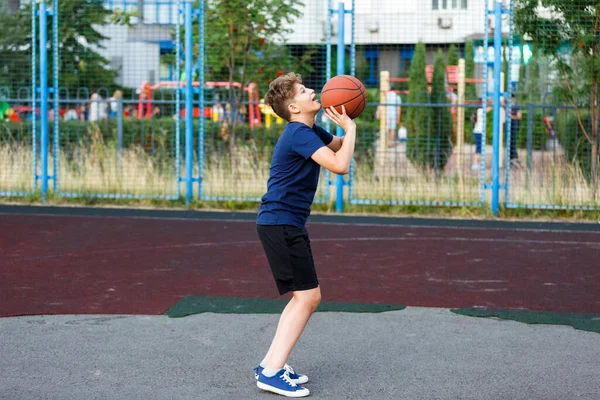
left=325, top=90, right=367, bottom=109
left=338, top=75, right=362, bottom=89
left=321, top=88, right=362, bottom=94
left=321, top=75, right=363, bottom=94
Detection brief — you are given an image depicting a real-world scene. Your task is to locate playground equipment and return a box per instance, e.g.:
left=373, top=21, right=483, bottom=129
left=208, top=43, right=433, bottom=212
left=387, top=64, right=482, bottom=93
left=258, top=99, right=284, bottom=128
left=137, top=81, right=262, bottom=128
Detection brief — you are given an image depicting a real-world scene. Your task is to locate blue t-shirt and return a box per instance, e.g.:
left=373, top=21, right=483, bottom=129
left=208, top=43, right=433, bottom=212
left=257, top=122, right=334, bottom=228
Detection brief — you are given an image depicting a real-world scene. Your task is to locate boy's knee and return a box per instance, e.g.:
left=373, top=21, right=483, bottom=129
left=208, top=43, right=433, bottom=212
left=310, top=291, right=322, bottom=309
left=296, top=289, right=321, bottom=312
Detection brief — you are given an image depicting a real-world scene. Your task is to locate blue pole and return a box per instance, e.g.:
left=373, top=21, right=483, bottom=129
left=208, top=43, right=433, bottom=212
left=197, top=0, right=204, bottom=199
left=491, top=0, right=503, bottom=216
left=481, top=0, right=489, bottom=205
left=184, top=0, right=193, bottom=206
left=175, top=0, right=181, bottom=199
left=348, top=0, right=355, bottom=205
left=504, top=0, right=514, bottom=206
left=350, top=0, right=355, bottom=76
left=31, top=1, right=37, bottom=192
left=39, top=0, right=49, bottom=202
left=324, top=0, right=332, bottom=204
left=335, top=2, right=345, bottom=213
left=52, top=0, right=59, bottom=192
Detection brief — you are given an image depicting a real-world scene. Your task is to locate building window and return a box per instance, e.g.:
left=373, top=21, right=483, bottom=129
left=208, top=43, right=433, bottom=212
left=143, top=1, right=179, bottom=25
left=432, top=0, right=438, bottom=9
left=364, top=47, right=379, bottom=88
left=104, top=0, right=180, bottom=25
left=104, top=0, right=139, bottom=24
left=461, top=0, right=468, bottom=9
left=399, top=47, right=414, bottom=73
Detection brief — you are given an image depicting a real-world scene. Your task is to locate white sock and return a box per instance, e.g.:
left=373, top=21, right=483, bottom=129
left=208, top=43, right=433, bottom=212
left=261, top=368, right=280, bottom=377
left=260, top=360, right=267, bottom=368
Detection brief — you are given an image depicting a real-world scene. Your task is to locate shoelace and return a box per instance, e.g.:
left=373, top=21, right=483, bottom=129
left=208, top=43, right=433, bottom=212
left=283, top=364, right=295, bottom=375
left=280, top=370, right=297, bottom=387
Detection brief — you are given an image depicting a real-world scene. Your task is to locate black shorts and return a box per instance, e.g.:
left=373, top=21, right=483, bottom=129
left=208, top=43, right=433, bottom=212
left=257, top=224, right=319, bottom=295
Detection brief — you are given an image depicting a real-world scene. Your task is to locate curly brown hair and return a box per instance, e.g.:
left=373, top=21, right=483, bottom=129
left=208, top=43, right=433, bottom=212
left=263, top=72, right=302, bottom=121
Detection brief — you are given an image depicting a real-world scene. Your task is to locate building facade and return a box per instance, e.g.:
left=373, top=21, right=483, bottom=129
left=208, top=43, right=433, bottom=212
left=100, top=0, right=503, bottom=89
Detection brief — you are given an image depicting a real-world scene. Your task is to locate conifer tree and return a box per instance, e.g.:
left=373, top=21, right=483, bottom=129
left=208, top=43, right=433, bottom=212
left=406, top=42, right=429, bottom=166
left=430, top=49, right=453, bottom=172
left=447, top=44, right=459, bottom=66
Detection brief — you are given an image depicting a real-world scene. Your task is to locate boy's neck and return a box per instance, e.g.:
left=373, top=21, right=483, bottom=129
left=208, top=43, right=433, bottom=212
left=290, top=113, right=316, bottom=128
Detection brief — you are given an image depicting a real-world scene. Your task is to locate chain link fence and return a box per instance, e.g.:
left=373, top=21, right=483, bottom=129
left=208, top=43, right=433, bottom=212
left=0, top=0, right=598, bottom=211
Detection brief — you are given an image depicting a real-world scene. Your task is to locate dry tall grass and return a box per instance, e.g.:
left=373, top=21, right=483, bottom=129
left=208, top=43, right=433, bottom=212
left=0, top=141, right=597, bottom=207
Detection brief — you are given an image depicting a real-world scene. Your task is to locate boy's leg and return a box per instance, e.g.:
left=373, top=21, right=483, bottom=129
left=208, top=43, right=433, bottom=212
left=263, top=287, right=321, bottom=370
left=256, top=225, right=320, bottom=371
left=261, top=295, right=297, bottom=365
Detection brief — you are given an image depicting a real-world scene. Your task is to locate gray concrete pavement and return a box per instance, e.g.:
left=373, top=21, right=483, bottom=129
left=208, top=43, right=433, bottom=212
left=1, top=307, right=599, bottom=400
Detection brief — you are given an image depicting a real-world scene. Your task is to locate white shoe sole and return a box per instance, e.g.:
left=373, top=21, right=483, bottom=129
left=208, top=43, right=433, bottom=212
left=293, top=375, right=309, bottom=384
left=257, top=381, right=310, bottom=397
left=255, top=374, right=308, bottom=384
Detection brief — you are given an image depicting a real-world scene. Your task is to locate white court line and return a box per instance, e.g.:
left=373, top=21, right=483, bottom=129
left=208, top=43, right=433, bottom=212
left=3, top=235, right=599, bottom=264
left=1, top=211, right=599, bottom=234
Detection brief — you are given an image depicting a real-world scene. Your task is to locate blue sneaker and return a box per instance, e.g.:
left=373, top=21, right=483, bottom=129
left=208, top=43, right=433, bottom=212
left=256, top=369, right=310, bottom=398
left=254, top=363, right=309, bottom=384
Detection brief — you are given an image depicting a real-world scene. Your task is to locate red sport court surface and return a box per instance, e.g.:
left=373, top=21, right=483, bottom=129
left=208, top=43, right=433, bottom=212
left=1, top=206, right=599, bottom=317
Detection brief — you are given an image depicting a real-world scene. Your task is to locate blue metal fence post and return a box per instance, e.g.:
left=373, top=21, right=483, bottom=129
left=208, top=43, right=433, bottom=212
left=175, top=0, right=182, bottom=199
left=39, top=0, right=49, bottom=202
left=52, top=0, right=59, bottom=193
left=347, top=0, right=356, bottom=206
left=335, top=2, right=345, bottom=213
left=31, top=1, right=37, bottom=192
left=197, top=0, right=204, bottom=199
left=491, top=0, right=503, bottom=216
left=184, top=0, right=194, bottom=206
left=325, top=0, right=332, bottom=204
left=504, top=0, right=514, bottom=206
left=481, top=0, right=489, bottom=205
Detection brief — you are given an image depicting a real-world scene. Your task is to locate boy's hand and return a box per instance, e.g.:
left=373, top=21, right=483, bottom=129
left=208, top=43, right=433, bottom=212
left=325, top=105, right=356, bottom=132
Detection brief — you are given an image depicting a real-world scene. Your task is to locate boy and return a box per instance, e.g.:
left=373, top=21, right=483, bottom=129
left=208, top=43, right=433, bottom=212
left=471, top=101, right=484, bottom=170
left=254, top=72, right=356, bottom=397
left=509, top=94, right=523, bottom=168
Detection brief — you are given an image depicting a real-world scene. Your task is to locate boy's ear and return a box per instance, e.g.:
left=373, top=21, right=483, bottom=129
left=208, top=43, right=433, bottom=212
left=288, top=102, right=300, bottom=115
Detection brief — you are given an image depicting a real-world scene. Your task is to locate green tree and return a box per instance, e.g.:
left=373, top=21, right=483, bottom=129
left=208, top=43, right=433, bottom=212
left=52, top=0, right=132, bottom=93
left=0, top=9, right=31, bottom=90
left=464, top=40, right=477, bottom=101
left=430, top=49, right=453, bottom=172
left=0, top=0, right=127, bottom=95
left=463, top=40, right=478, bottom=139
left=197, top=0, right=308, bottom=129
left=447, top=44, right=459, bottom=66
left=519, top=44, right=544, bottom=103
left=406, top=42, right=429, bottom=167
left=515, top=0, right=599, bottom=188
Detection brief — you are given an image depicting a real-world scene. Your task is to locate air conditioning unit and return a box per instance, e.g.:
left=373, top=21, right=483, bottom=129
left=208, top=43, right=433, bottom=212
left=366, top=17, right=379, bottom=33
left=438, top=17, right=452, bottom=30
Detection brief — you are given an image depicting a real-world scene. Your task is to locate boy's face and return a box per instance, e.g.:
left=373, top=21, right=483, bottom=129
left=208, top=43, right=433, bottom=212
left=288, top=83, right=321, bottom=116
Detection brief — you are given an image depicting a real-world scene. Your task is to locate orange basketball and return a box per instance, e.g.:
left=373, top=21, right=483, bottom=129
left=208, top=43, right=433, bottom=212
left=320, top=75, right=367, bottom=119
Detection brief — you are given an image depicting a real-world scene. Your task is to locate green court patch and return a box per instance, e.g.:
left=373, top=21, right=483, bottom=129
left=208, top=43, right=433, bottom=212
left=165, top=296, right=406, bottom=318
left=451, top=308, right=600, bottom=334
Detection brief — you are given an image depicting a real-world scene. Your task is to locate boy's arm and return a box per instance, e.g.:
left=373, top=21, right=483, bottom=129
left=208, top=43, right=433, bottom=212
left=311, top=106, right=356, bottom=175
left=327, top=136, right=343, bottom=152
